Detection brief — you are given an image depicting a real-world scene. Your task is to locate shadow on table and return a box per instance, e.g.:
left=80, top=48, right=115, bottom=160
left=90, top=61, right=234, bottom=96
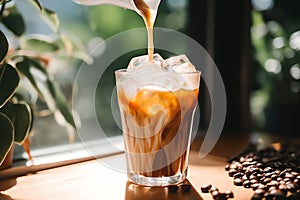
left=0, top=178, right=16, bottom=200
left=124, top=179, right=203, bottom=200
left=0, top=178, right=16, bottom=192
left=0, top=193, right=14, bottom=200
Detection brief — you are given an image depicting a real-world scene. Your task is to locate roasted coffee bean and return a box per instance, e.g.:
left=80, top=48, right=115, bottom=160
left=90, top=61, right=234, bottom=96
left=239, top=156, right=246, bottom=162
left=263, top=192, right=273, bottom=200
left=271, top=174, right=278, bottom=180
left=284, top=178, right=291, bottom=182
left=286, top=183, right=297, bottom=192
left=211, top=190, right=220, bottom=199
left=267, top=180, right=279, bottom=188
left=264, top=172, right=274, bottom=178
left=252, top=183, right=260, bottom=190
left=230, top=164, right=238, bottom=170
left=225, top=164, right=230, bottom=171
left=225, top=190, right=234, bottom=198
left=167, top=185, right=179, bottom=193
left=228, top=169, right=238, bottom=177
left=279, top=180, right=286, bottom=185
left=209, top=185, right=219, bottom=192
left=264, top=167, right=273, bottom=173
left=257, top=184, right=267, bottom=190
left=268, top=186, right=277, bottom=192
left=256, top=163, right=264, bottom=168
left=249, top=174, right=257, bottom=180
left=257, top=174, right=264, bottom=181
left=291, top=172, right=299, bottom=176
left=251, top=193, right=263, bottom=200
left=233, top=178, right=243, bottom=186
left=285, top=173, right=295, bottom=180
left=243, top=161, right=254, bottom=167
left=263, top=178, right=272, bottom=184
left=242, top=174, right=248, bottom=181
left=233, top=172, right=243, bottom=179
left=275, top=170, right=281, bottom=175
left=181, top=184, right=191, bottom=192
left=250, top=179, right=258, bottom=184
left=215, top=193, right=227, bottom=200
left=277, top=177, right=283, bottom=182
left=293, top=178, right=299, bottom=186
left=200, top=184, right=212, bottom=193
left=254, top=188, right=266, bottom=195
left=269, top=189, right=285, bottom=199
left=243, top=180, right=252, bottom=188
left=278, top=184, right=287, bottom=191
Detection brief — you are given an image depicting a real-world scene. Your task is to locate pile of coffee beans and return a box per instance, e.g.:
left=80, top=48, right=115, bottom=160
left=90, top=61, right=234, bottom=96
left=225, top=143, right=300, bottom=199
left=200, top=184, right=234, bottom=200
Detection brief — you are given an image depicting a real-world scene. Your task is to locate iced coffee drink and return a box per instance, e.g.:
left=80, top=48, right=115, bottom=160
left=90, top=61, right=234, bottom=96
left=115, top=54, right=200, bottom=186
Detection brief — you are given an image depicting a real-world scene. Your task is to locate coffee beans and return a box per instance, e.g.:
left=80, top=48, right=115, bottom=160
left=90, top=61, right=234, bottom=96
left=225, top=190, right=234, bottom=198
left=233, top=178, right=243, bottom=186
left=200, top=184, right=212, bottom=193
left=226, top=143, right=300, bottom=199
left=200, top=184, right=234, bottom=199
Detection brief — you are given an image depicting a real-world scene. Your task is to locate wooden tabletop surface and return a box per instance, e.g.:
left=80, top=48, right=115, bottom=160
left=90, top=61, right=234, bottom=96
left=0, top=137, right=254, bottom=200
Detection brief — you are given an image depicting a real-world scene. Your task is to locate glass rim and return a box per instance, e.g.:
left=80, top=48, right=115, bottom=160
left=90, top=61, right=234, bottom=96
left=115, top=68, right=201, bottom=75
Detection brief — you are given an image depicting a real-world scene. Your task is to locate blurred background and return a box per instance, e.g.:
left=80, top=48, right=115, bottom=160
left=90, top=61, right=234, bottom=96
left=13, top=0, right=300, bottom=154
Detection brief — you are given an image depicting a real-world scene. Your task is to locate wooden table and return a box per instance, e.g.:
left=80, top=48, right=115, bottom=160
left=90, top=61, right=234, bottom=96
left=0, top=138, right=254, bottom=200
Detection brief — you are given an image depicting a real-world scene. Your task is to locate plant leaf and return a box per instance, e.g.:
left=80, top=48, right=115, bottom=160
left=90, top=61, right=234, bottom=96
left=2, top=5, right=25, bottom=36
left=0, top=30, right=9, bottom=62
left=47, top=80, right=76, bottom=129
left=16, top=57, right=46, bottom=98
left=15, top=56, right=76, bottom=129
left=22, top=36, right=59, bottom=53
left=41, top=8, right=60, bottom=32
left=31, top=0, right=43, bottom=11
left=0, top=63, right=20, bottom=108
left=0, top=112, right=14, bottom=165
left=0, top=102, right=32, bottom=144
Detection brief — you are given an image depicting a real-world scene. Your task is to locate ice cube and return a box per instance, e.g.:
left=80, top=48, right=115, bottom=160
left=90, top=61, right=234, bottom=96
left=162, top=55, right=196, bottom=73
left=128, top=53, right=163, bottom=71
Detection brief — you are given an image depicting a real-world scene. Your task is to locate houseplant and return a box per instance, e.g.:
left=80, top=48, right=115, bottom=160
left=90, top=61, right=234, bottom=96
left=0, top=0, right=87, bottom=167
left=251, top=9, right=300, bottom=135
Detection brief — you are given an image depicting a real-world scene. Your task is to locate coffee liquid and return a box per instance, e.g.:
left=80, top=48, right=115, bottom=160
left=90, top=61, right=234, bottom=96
left=118, top=87, right=199, bottom=176
left=133, top=0, right=154, bottom=61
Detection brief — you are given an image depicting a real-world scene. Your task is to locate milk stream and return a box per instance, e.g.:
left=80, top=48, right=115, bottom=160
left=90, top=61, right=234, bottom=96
left=74, top=0, right=161, bottom=61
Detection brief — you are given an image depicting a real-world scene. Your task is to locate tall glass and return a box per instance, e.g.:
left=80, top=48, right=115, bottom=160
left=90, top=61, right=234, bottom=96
left=115, top=69, right=200, bottom=186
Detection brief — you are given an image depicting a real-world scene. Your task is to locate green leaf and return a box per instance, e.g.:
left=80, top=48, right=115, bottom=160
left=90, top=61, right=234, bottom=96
left=2, top=6, right=25, bottom=36
left=0, top=30, right=9, bottom=62
left=16, top=57, right=56, bottom=110
left=47, top=81, right=76, bottom=129
left=16, top=57, right=47, bottom=98
left=0, top=63, right=20, bottom=108
left=22, top=36, right=59, bottom=53
left=41, top=8, right=60, bottom=32
left=15, top=56, right=76, bottom=129
left=0, top=102, right=32, bottom=144
left=0, top=112, right=14, bottom=165
left=31, top=0, right=43, bottom=11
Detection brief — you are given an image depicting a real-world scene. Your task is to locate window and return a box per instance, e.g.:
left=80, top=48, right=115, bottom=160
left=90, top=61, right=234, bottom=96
left=11, top=0, right=191, bottom=165
left=250, top=0, right=300, bottom=136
